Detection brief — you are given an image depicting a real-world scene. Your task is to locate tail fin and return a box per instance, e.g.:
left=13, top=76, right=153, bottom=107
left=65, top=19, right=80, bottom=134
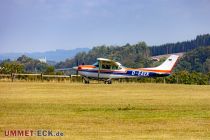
left=142, top=55, right=179, bottom=73
left=155, top=55, right=179, bottom=72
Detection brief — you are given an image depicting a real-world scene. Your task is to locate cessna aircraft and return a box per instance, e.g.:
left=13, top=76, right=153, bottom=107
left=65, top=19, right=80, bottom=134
left=72, top=55, right=179, bottom=84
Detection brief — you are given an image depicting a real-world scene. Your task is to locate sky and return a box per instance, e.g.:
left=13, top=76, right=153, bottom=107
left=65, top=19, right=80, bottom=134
left=0, top=0, right=210, bottom=53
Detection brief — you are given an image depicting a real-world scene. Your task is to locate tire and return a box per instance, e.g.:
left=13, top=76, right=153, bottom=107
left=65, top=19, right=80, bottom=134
left=107, top=80, right=112, bottom=84
left=83, top=77, right=89, bottom=84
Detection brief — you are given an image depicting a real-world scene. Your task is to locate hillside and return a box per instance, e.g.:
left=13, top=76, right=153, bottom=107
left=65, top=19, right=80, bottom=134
left=0, top=48, right=90, bottom=62
left=150, top=34, right=210, bottom=56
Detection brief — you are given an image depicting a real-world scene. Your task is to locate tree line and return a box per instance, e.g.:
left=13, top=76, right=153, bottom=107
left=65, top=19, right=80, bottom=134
left=0, top=55, right=60, bottom=75
left=150, top=34, right=210, bottom=56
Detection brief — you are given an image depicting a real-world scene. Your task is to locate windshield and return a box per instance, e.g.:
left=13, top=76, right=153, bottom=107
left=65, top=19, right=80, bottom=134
left=92, top=62, right=99, bottom=67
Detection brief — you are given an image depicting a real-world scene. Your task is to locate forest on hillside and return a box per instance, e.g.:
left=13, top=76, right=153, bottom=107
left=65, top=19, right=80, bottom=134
left=150, top=34, right=210, bottom=56
left=175, top=46, right=210, bottom=73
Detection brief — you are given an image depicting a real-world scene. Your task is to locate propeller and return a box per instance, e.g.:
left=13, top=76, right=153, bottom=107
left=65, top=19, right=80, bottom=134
left=76, top=59, right=79, bottom=75
left=98, top=60, right=101, bottom=83
left=55, top=59, right=80, bottom=76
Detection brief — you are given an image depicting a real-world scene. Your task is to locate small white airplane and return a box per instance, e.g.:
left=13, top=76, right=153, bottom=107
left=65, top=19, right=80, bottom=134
left=72, top=55, right=179, bottom=84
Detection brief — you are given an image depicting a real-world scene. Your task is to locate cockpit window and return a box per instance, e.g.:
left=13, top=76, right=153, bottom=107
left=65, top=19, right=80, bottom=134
left=102, top=64, right=111, bottom=69
left=93, top=61, right=124, bottom=70
left=102, top=61, right=121, bottom=70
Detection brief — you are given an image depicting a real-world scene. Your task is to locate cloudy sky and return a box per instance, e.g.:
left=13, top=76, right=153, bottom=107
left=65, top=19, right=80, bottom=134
left=0, top=0, right=210, bottom=53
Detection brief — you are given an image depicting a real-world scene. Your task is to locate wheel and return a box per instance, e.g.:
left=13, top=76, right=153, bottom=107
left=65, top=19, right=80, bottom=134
left=104, top=80, right=112, bottom=84
left=83, top=77, right=89, bottom=84
left=107, top=80, right=112, bottom=84
left=104, top=79, right=112, bottom=84
left=84, top=80, right=89, bottom=84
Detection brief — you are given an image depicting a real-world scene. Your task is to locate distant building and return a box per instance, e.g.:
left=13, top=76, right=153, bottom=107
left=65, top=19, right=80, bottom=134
left=39, top=57, right=47, bottom=63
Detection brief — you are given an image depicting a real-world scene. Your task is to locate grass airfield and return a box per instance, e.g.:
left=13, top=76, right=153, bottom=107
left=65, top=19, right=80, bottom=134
left=0, top=82, right=210, bottom=140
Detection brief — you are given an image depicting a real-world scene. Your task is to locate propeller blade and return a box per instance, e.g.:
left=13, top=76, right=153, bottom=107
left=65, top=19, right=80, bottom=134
left=73, top=66, right=78, bottom=70
left=76, top=60, right=79, bottom=75
left=98, top=60, right=101, bottom=83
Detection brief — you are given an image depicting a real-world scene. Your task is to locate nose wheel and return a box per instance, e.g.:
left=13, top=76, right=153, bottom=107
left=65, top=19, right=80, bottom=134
left=82, top=77, right=90, bottom=84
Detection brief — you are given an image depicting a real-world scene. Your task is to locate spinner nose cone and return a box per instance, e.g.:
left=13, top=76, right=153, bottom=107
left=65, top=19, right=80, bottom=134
left=73, top=66, right=78, bottom=70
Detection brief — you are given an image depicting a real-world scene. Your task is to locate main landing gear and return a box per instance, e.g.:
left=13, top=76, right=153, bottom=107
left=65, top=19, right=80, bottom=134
left=82, top=77, right=90, bottom=84
left=104, top=79, right=112, bottom=84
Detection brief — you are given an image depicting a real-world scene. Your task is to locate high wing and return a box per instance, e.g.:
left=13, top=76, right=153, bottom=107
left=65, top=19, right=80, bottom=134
left=55, top=68, right=74, bottom=71
left=97, top=58, right=121, bottom=70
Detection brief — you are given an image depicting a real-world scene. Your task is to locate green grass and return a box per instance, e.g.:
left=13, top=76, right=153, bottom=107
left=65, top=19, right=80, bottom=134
left=0, top=82, right=210, bottom=139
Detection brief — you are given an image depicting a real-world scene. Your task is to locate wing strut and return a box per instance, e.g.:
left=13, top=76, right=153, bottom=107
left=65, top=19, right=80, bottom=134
left=98, top=60, right=101, bottom=83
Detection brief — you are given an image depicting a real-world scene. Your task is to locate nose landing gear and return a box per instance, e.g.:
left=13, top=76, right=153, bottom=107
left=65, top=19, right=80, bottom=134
left=82, top=77, right=90, bottom=84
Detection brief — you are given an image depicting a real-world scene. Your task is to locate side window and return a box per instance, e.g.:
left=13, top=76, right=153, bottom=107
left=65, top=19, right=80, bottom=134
left=111, top=63, right=121, bottom=70
left=102, top=64, right=111, bottom=69
left=111, top=65, right=119, bottom=70
left=99, top=61, right=121, bottom=70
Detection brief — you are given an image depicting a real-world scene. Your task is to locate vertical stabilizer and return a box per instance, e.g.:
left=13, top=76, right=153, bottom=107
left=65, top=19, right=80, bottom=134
left=142, top=55, right=179, bottom=73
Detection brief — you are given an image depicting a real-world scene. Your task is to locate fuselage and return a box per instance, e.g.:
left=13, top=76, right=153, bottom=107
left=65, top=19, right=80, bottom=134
left=77, top=65, right=170, bottom=79
left=74, top=55, right=179, bottom=80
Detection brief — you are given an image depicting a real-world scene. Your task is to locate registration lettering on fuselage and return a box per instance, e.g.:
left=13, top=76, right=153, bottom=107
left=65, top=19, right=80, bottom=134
left=130, top=71, right=149, bottom=77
